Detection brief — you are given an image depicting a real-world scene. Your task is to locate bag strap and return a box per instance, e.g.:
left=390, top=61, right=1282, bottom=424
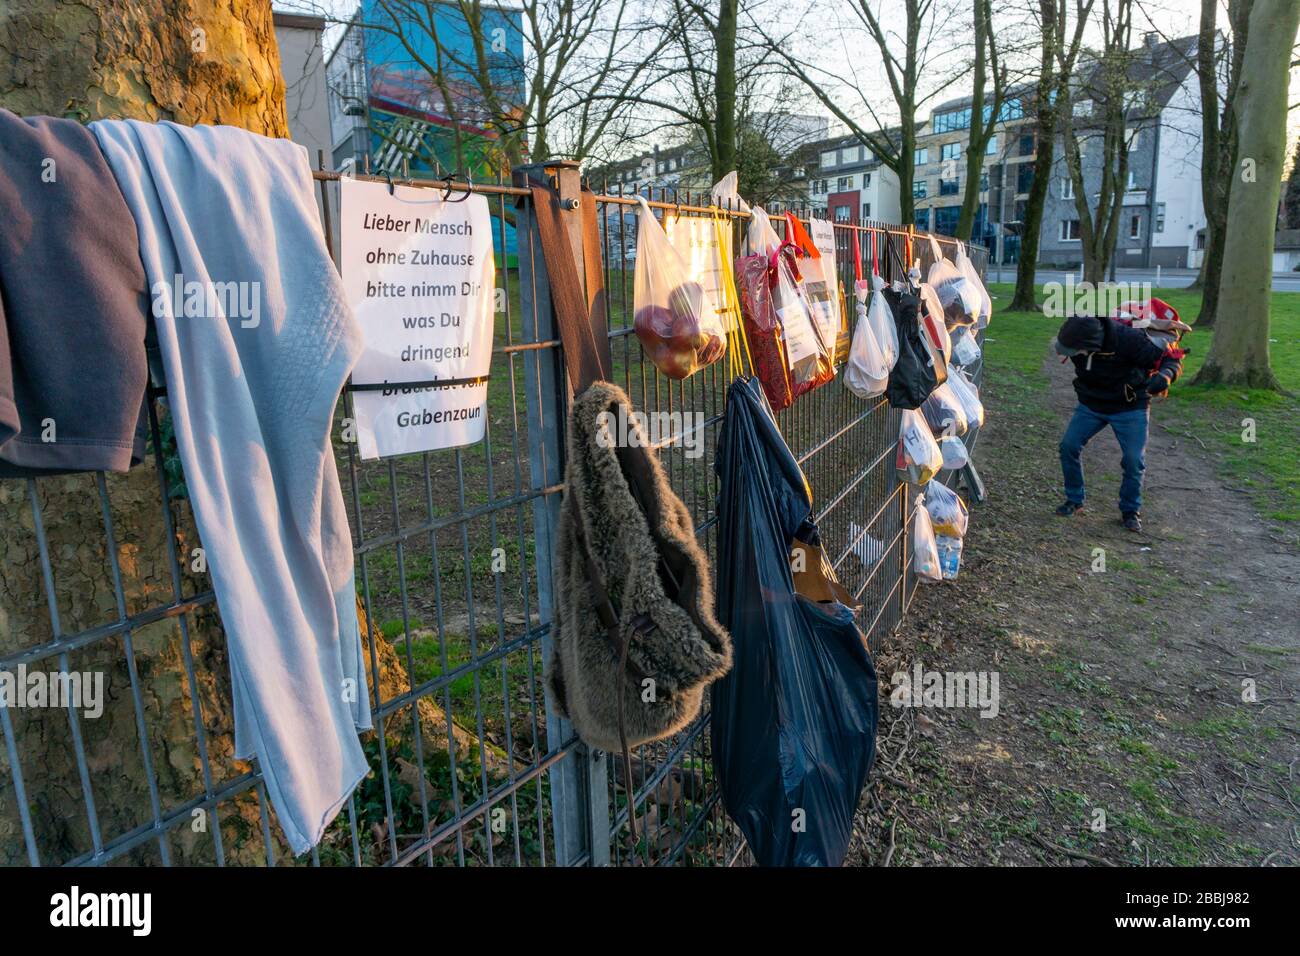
left=852, top=229, right=863, bottom=283
left=529, top=182, right=612, bottom=392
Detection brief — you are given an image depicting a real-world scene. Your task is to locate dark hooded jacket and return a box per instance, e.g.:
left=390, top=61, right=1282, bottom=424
left=1058, top=315, right=1183, bottom=413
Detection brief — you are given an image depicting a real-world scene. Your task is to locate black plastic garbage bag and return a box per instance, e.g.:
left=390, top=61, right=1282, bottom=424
left=711, top=376, right=879, bottom=867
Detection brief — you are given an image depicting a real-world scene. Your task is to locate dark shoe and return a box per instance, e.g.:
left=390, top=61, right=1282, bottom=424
left=1122, top=511, right=1142, bottom=532
left=1055, top=501, right=1084, bottom=517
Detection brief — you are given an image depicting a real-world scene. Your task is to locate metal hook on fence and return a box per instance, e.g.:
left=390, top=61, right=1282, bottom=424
left=384, top=170, right=395, bottom=196
left=441, top=171, right=472, bottom=203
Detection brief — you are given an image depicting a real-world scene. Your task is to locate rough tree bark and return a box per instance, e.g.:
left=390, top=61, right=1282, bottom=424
left=0, top=1, right=455, bottom=867
left=1193, top=0, right=1297, bottom=388
left=1009, top=0, right=1061, bottom=311
left=1190, top=0, right=1251, bottom=328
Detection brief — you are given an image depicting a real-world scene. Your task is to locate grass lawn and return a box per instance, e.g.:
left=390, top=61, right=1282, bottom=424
left=983, top=282, right=1300, bottom=526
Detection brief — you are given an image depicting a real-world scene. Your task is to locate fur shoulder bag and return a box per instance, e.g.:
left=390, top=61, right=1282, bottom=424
left=548, top=381, right=732, bottom=755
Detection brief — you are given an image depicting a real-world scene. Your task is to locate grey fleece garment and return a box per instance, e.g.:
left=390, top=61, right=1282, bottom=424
left=91, top=119, right=371, bottom=855
left=0, top=109, right=148, bottom=476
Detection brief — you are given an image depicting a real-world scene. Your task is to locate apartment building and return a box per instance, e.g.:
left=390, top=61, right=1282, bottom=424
left=1037, top=34, right=1204, bottom=270
left=807, top=134, right=901, bottom=224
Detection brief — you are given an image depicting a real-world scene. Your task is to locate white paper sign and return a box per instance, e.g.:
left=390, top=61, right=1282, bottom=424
left=341, top=179, right=495, bottom=459
left=664, top=215, right=738, bottom=331
left=777, top=303, right=820, bottom=368
left=808, top=217, right=841, bottom=346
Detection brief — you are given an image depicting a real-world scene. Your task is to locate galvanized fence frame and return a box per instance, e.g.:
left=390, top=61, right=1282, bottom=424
left=0, top=158, right=987, bottom=867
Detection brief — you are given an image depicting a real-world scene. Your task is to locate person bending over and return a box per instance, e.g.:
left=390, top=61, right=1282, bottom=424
left=1052, top=314, right=1184, bottom=533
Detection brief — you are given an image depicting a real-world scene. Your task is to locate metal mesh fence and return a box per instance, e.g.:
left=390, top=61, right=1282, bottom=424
left=0, top=162, right=986, bottom=867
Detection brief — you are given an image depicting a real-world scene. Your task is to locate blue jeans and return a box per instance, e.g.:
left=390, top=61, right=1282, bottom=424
left=1059, top=403, right=1150, bottom=514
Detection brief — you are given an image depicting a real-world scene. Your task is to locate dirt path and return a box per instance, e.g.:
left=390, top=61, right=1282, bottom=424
left=849, top=351, right=1300, bottom=867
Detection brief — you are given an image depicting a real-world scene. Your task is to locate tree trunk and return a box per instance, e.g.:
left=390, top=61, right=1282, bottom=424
left=0, top=1, right=471, bottom=870
left=1194, top=0, right=1251, bottom=328
left=1194, top=0, right=1296, bottom=388
left=713, top=0, right=738, bottom=182
left=1009, top=0, right=1058, bottom=311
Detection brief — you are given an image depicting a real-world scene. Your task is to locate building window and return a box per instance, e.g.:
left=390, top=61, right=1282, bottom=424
left=1129, top=214, right=1141, bottom=240
left=1155, top=203, right=1166, bottom=233
left=1194, top=230, right=1206, bottom=251
left=821, top=149, right=838, bottom=168
left=837, top=175, right=853, bottom=191
left=1126, top=128, right=1141, bottom=150
left=862, top=202, right=871, bottom=219
left=986, top=135, right=997, bottom=156
left=915, top=208, right=932, bottom=231
left=1019, top=133, right=1035, bottom=157
left=933, top=108, right=972, bottom=133
left=1073, top=99, right=1092, bottom=118
left=1061, top=177, right=1074, bottom=200
left=834, top=204, right=852, bottom=223
left=864, top=172, right=872, bottom=186
left=979, top=172, right=989, bottom=191
left=934, top=206, right=960, bottom=236
left=1126, top=169, right=1138, bottom=191
left=940, top=142, right=962, bottom=162
left=914, top=147, right=929, bottom=166
left=913, top=179, right=928, bottom=199
left=1016, top=163, right=1035, bottom=194
left=939, top=177, right=960, bottom=196
left=1060, top=219, right=1081, bottom=241
left=859, top=145, right=872, bottom=161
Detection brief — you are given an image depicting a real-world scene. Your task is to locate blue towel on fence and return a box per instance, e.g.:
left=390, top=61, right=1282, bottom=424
left=91, top=119, right=371, bottom=855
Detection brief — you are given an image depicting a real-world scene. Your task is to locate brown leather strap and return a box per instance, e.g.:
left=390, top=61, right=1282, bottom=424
left=529, top=182, right=611, bottom=392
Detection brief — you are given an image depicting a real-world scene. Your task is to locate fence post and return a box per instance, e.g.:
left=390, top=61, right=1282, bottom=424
left=512, top=160, right=612, bottom=867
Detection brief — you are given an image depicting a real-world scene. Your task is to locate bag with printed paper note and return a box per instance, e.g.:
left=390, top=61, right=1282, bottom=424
left=633, top=197, right=726, bottom=380
left=733, top=206, right=834, bottom=411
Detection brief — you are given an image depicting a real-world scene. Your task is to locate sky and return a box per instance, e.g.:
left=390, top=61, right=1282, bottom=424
left=274, top=0, right=1299, bottom=164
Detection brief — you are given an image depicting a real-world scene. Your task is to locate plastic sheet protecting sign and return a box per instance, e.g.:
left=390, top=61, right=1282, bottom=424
left=341, top=178, right=495, bottom=459
left=664, top=213, right=739, bottom=332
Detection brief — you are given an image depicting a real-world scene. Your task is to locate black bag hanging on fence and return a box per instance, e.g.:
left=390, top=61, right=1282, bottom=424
left=711, top=376, right=878, bottom=867
left=884, top=235, right=945, bottom=409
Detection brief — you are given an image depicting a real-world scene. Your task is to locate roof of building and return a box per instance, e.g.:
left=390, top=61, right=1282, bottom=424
left=1276, top=229, right=1300, bottom=250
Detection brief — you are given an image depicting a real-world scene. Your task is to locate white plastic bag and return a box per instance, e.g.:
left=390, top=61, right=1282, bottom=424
left=711, top=170, right=751, bottom=216
left=900, top=408, right=943, bottom=484
left=844, top=274, right=893, bottom=398
left=938, top=435, right=969, bottom=471
left=912, top=494, right=943, bottom=582
left=848, top=522, right=885, bottom=568
left=747, top=205, right=781, bottom=256
left=920, top=381, right=968, bottom=436
left=951, top=326, right=981, bottom=367
left=924, top=480, right=969, bottom=538
left=946, top=364, right=986, bottom=429
left=633, top=197, right=726, bottom=379
left=926, top=236, right=980, bottom=328
left=867, top=273, right=899, bottom=366
left=955, top=241, right=993, bottom=329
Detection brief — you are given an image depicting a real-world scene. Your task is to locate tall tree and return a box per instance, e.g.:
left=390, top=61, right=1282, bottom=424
left=1058, top=0, right=1136, bottom=284
left=955, top=0, right=1010, bottom=240
left=1009, top=0, right=1094, bottom=311
left=1194, top=0, right=1299, bottom=388
left=0, top=0, right=290, bottom=866
left=1187, top=0, right=1252, bottom=327
left=764, top=0, right=961, bottom=225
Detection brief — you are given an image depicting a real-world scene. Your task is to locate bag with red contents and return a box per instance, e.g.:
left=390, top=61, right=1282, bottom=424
left=633, top=197, right=726, bottom=379
left=733, top=207, right=834, bottom=410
